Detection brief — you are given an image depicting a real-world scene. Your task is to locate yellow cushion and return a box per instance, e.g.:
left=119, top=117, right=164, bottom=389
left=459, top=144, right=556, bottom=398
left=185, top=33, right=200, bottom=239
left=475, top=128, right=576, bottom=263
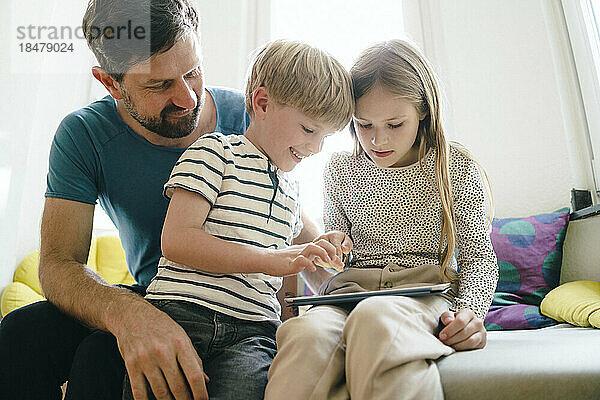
left=540, top=280, right=600, bottom=328
left=12, top=251, right=43, bottom=296
left=1, top=236, right=134, bottom=317
left=1, top=282, right=45, bottom=317
left=94, top=236, right=135, bottom=286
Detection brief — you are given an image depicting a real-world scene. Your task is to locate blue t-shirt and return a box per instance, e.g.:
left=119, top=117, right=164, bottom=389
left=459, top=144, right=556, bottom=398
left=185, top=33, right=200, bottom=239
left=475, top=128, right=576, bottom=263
left=46, top=87, right=250, bottom=286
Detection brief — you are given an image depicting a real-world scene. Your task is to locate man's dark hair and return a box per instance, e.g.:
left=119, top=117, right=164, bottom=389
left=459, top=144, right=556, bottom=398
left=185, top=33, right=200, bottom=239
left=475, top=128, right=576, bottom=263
left=83, top=0, right=199, bottom=82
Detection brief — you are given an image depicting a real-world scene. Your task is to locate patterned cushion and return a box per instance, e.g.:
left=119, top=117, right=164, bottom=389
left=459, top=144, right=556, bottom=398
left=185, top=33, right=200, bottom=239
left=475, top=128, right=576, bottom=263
left=484, top=208, right=569, bottom=330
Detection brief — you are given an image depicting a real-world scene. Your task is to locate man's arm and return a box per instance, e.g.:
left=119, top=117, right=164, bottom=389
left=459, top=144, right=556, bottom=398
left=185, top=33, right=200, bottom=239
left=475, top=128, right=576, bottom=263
left=39, top=197, right=209, bottom=400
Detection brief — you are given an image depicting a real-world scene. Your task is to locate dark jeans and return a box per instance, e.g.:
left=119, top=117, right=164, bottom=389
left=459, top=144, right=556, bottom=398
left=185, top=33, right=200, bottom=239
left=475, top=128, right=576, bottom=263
left=0, top=285, right=146, bottom=400
left=123, top=300, right=278, bottom=400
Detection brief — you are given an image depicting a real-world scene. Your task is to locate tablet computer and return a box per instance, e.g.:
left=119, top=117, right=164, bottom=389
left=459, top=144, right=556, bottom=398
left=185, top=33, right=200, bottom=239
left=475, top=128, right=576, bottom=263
left=285, top=283, right=451, bottom=307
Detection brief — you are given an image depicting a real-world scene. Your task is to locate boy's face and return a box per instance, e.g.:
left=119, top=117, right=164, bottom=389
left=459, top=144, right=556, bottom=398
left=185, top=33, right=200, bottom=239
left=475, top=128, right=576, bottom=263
left=260, top=103, right=335, bottom=172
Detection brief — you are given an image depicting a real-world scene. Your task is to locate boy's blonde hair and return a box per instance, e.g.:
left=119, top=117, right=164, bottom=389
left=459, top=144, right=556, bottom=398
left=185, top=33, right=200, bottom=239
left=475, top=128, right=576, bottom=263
left=350, top=39, right=493, bottom=283
left=245, top=39, right=353, bottom=132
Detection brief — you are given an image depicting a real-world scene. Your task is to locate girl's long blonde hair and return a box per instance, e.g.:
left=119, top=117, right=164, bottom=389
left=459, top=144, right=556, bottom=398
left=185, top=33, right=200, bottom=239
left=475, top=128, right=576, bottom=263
left=350, top=39, right=492, bottom=283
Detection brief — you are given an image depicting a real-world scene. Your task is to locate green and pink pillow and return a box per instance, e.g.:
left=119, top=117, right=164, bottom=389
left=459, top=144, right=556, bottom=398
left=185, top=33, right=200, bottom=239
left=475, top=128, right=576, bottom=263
left=484, top=208, right=570, bottom=330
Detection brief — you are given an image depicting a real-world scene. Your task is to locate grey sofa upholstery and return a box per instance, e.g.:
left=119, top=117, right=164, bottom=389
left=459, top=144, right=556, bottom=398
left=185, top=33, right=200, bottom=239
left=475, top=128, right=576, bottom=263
left=437, top=324, right=600, bottom=399
left=437, top=216, right=600, bottom=400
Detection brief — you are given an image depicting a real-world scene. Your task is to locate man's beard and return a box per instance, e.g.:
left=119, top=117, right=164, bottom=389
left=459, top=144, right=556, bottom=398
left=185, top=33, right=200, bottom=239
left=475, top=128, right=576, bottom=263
left=122, top=89, right=204, bottom=139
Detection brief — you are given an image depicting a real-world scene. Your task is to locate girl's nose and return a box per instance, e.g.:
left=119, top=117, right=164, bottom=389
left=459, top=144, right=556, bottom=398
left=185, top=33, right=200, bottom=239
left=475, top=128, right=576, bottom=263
left=371, top=129, right=388, bottom=147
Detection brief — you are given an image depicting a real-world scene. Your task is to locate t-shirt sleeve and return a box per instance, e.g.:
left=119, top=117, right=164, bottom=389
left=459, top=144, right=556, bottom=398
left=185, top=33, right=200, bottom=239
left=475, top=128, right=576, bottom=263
left=323, top=155, right=351, bottom=236
left=45, top=113, right=99, bottom=205
left=164, top=134, right=226, bottom=205
left=452, top=156, right=499, bottom=320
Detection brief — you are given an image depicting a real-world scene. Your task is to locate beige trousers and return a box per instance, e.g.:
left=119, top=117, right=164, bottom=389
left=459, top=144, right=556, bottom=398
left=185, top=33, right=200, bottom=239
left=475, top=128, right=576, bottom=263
left=265, top=267, right=455, bottom=400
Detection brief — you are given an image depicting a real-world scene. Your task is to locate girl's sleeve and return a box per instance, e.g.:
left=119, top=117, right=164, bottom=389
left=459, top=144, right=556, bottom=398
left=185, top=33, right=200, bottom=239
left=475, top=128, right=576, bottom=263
left=163, top=134, right=226, bottom=205
left=452, top=158, right=499, bottom=320
left=322, top=155, right=351, bottom=236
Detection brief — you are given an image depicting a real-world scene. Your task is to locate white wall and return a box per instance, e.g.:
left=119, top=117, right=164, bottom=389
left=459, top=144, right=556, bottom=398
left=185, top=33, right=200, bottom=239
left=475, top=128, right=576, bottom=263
left=404, top=0, right=597, bottom=218
left=0, top=1, right=94, bottom=291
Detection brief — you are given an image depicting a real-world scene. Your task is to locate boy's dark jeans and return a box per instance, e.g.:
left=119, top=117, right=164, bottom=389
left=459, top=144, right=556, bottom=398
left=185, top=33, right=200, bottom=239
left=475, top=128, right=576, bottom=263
left=0, top=285, right=146, bottom=400
left=123, top=300, right=278, bottom=400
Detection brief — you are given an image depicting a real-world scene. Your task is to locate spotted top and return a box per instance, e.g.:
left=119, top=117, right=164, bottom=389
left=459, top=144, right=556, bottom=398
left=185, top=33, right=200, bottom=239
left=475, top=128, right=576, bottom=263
left=323, top=146, right=498, bottom=319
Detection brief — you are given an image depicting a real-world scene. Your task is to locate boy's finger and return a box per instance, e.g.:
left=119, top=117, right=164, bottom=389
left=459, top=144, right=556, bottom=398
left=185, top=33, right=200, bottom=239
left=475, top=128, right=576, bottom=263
left=341, top=235, right=353, bottom=253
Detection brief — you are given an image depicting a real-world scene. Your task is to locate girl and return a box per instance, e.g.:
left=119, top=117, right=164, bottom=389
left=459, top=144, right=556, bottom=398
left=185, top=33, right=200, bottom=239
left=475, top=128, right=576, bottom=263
left=264, top=39, right=498, bottom=400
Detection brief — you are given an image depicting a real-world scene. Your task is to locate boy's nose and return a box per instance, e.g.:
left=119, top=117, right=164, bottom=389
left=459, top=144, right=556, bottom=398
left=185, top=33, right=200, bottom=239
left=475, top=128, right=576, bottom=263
left=171, top=79, right=198, bottom=111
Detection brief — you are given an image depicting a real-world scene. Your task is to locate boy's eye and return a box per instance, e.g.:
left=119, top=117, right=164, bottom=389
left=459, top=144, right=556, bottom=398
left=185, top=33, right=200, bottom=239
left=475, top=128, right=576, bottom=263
left=388, top=122, right=403, bottom=129
left=185, top=68, right=202, bottom=78
left=302, top=125, right=314, bottom=134
left=357, top=123, right=372, bottom=129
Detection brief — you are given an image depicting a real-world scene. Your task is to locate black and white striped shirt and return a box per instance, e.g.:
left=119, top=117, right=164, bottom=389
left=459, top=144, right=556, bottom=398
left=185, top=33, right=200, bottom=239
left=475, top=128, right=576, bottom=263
left=146, top=132, right=303, bottom=322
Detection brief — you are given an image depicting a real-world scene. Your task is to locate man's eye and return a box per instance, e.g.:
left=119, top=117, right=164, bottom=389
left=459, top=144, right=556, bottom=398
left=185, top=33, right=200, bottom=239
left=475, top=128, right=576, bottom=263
left=302, top=125, right=314, bottom=134
left=389, top=123, right=403, bottom=129
left=148, top=82, right=171, bottom=91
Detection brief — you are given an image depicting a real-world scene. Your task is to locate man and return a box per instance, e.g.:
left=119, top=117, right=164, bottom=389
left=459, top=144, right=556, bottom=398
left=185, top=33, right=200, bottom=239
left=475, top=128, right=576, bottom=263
left=0, top=1, right=334, bottom=399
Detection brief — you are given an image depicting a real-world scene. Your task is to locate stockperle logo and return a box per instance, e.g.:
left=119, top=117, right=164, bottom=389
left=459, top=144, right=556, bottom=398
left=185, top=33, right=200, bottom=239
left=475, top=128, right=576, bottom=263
left=9, top=1, right=150, bottom=74
left=16, top=20, right=147, bottom=41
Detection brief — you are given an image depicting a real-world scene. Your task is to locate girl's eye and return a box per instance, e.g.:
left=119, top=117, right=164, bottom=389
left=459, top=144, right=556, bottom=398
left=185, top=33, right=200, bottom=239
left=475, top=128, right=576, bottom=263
left=302, top=125, right=314, bottom=134
left=388, top=122, right=403, bottom=129
left=357, top=123, right=372, bottom=129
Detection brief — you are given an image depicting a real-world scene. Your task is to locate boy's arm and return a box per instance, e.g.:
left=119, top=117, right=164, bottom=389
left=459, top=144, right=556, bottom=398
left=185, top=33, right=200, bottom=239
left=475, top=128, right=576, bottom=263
left=162, top=189, right=337, bottom=276
left=294, top=212, right=352, bottom=293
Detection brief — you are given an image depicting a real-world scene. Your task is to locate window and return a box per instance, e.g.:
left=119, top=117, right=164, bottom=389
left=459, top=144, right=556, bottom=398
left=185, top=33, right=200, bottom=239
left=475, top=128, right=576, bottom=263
left=270, top=0, right=407, bottom=226
left=563, top=0, right=600, bottom=200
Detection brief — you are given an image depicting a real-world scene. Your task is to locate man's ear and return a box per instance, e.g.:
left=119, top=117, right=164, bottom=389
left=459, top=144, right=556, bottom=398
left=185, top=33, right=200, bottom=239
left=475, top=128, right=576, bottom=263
left=252, top=86, right=270, bottom=120
left=91, top=66, right=124, bottom=100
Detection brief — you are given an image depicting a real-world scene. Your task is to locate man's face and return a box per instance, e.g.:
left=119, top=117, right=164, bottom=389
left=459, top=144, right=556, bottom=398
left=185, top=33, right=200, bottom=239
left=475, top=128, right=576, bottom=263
left=119, top=33, right=205, bottom=139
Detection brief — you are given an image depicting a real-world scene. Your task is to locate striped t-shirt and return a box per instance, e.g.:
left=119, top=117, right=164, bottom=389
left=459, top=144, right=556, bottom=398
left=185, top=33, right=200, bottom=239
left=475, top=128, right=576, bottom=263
left=145, top=132, right=303, bottom=322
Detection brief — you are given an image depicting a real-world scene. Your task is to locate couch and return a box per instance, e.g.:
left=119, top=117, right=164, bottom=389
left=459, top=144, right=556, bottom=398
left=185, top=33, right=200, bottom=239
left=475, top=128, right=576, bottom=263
left=2, top=215, right=600, bottom=400
left=436, top=213, right=600, bottom=400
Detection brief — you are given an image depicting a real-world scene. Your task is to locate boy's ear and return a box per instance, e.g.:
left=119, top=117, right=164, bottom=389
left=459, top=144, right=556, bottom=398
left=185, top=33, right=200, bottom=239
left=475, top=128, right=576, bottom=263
left=252, top=86, right=270, bottom=120
left=92, top=66, right=124, bottom=100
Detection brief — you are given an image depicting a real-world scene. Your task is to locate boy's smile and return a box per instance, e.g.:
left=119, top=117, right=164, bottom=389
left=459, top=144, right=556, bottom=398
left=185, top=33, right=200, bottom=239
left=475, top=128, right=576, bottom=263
left=246, top=88, right=337, bottom=172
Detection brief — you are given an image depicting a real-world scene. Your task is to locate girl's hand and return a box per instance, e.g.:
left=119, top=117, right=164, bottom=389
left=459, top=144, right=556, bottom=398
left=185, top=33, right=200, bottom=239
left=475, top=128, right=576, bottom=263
left=438, top=308, right=486, bottom=351
left=312, top=231, right=353, bottom=271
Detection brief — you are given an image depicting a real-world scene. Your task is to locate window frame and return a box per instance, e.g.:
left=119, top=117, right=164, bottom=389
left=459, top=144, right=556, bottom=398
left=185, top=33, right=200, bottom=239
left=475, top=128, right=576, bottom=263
left=562, top=0, right=600, bottom=198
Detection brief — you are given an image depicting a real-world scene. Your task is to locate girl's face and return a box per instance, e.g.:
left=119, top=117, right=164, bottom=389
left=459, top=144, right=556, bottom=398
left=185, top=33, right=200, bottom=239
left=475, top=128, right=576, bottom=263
left=354, top=84, right=424, bottom=168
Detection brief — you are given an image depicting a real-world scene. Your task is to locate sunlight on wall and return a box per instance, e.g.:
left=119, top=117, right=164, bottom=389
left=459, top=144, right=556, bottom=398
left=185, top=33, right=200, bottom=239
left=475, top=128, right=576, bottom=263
left=270, top=0, right=407, bottom=225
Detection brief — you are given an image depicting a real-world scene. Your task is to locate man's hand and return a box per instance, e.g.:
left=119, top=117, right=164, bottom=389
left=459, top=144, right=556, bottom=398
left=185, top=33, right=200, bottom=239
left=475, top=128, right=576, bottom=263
left=312, top=231, right=353, bottom=271
left=438, top=308, right=486, bottom=351
left=115, top=301, right=209, bottom=400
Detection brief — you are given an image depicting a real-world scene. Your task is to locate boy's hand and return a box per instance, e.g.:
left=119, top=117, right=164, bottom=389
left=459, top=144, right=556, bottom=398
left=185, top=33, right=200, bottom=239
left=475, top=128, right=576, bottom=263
left=438, top=308, right=486, bottom=351
left=268, top=240, right=339, bottom=277
left=312, top=231, right=353, bottom=271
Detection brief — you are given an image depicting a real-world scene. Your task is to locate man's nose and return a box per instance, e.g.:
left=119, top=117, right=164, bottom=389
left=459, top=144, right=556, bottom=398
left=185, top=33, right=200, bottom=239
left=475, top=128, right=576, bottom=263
left=171, top=79, right=198, bottom=110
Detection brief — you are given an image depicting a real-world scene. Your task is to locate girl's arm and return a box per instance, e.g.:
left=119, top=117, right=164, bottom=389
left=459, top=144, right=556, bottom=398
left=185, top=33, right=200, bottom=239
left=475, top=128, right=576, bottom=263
left=439, top=153, right=499, bottom=350
left=162, top=188, right=337, bottom=277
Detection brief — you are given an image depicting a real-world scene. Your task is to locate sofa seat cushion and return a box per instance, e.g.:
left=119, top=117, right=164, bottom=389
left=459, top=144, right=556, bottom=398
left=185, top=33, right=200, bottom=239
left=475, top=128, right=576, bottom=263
left=437, top=324, right=600, bottom=400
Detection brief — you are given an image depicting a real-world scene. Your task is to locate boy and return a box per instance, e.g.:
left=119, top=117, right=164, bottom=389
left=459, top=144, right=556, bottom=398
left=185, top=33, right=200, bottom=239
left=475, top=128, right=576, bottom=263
left=123, top=40, right=354, bottom=399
